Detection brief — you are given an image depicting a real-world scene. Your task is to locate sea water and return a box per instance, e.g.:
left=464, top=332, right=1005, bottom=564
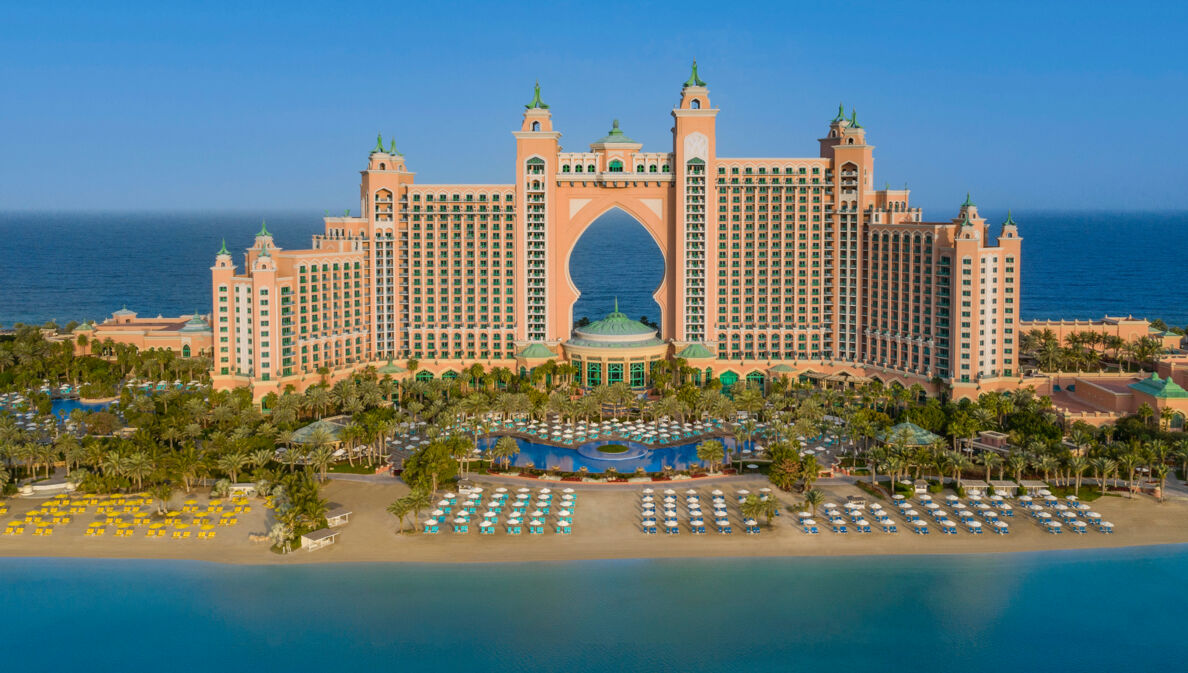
left=0, top=547, right=1185, bottom=672
left=1, top=210, right=1187, bottom=327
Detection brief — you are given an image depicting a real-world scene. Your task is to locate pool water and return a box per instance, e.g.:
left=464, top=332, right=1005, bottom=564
left=51, top=398, right=112, bottom=419
left=477, top=436, right=755, bottom=473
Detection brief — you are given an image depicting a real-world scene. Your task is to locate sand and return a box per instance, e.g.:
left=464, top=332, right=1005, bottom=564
left=2, top=477, right=1186, bottom=565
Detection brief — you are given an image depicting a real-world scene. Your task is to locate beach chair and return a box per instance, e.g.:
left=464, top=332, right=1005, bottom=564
left=830, top=522, right=847, bottom=534
left=556, top=524, right=572, bottom=534
left=693, top=524, right=706, bottom=535
left=717, top=523, right=732, bottom=534
left=881, top=522, right=897, bottom=533
left=454, top=523, right=470, bottom=534
left=802, top=522, right=818, bottom=534
left=529, top=524, right=544, bottom=535
left=856, top=522, right=871, bottom=533
left=506, top=524, right=522, bottom=535
left=479, top=523, right=495, bottom=535
left=1098, top=522, right=1114, bottom=534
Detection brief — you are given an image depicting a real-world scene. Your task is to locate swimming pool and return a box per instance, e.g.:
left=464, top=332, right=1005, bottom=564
left=476, top=436, right=753, bottom=474
left=51, top=398, right=113, bottom=419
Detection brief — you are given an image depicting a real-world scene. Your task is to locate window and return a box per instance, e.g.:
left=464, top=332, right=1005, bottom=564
left=691, top=99, right=701, bottom=109
left=531, top=121, right=541, bottom=131
left=608, top=159, right=623, bottom=173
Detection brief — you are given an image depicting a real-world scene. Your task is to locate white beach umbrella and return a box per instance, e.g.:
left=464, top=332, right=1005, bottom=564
left=480, top=521, right=493, bottom=528
left=431, top=509, right=444, bottom=516
left=941, top=520, right=956, bottom=528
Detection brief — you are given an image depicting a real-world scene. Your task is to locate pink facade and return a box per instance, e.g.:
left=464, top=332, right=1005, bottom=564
left=211, top=66, right=1024, bottom=400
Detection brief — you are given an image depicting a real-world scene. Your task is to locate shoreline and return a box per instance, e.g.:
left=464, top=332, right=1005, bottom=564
left=2, top=539, right=1187, bottom=569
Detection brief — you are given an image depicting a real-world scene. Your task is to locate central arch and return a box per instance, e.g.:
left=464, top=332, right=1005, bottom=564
left=550, top=188, right=675, bottom=340
left=567, top=208, right=666, bottom=329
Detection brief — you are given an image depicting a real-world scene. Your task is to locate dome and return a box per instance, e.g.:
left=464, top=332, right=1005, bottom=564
left=179, top=313, right=210, bottom=332
left=568, top=301, right=663, bottom=348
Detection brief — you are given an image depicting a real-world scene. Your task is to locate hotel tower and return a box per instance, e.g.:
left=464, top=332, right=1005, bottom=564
left=211, top=64, right=1022, bottom=400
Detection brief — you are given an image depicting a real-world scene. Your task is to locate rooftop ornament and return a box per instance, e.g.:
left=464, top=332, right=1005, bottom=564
left=372, top=132, right=384, bottom=154
left=849, top=108, right=861, bottom=129
left=217, top=238, right=229, bottom=255
left=525, top=81, right=549, bottom=109
left=257, top=220, right=271, bottom=237
left=683, top=60, right=706, bottom=87
left=832, top=102, right=846, bottom=123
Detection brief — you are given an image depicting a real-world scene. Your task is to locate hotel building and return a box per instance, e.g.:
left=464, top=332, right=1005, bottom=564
left=210, top=64, right=1022, bottom=400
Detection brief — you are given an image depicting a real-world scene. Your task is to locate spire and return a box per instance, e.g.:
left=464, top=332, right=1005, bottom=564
left=525, top=81, right=549, bottom=109
left=257, top=219, right=270, bottom=237
left=1003, top=210, right=1016, bottom=227
left=614, top=296, right=619, bottom=313
left=959, top=211, right=973, bottom=227
left=217, top=238, right=229, bottom=255
left=832, top=102, right=846, bottom=123
left=259, top=241, right=271, bottom=257
left=372, top=132, right=384, bottom=154
left=683, top=60, right=707, bottom=87
left=962, top=192, right=975, bottom=208
left=849, top=108, right=861, bottom=129
left=388, top=138, right=402, bottom=156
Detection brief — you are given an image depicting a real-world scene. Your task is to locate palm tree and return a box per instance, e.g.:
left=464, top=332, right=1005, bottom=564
left=1149, top=463, right=1169, bottom=503
left=404, top=488, right=433, bottom=525
left=802, top=488, right=825, bottom=517
left=740, top=494, right=768, bottom=526
left=215, top=451, right=249, bottom=484
left=122, top=451, right=153, bottom=490
left=696, top=440, right=725, bottom=473
left=387, top=498, right=411, bottom=533
left=308, top=445, right=335, bottom=482
left=1066, top=455, right=1088, bottom=496
left=490, top=435, right=519, bottom=470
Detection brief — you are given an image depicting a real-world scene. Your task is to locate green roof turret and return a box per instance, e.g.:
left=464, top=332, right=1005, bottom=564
left=962, top=192, right=975, bottom=208
left=217, top=238, right=229, bottom=255
left=849, top=108, right=861, bottom=129
left=372, top=132, right=384, bottom=154
left=594, top=119, right=636, bottom=144
left=257, top=220, right=270, bottom=237
left=388, top=138, right=402, bottom=156
left=683, top=60, right=706, bottom=87
left=525, top=81, right=549, bottom=109
left=1003, top=210, right=1016, bottom=227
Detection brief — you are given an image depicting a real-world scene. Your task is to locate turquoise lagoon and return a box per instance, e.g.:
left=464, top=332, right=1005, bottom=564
left=2, top=546, right=1187, bottom=672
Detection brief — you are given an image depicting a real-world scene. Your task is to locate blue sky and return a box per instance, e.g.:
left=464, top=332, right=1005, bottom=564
left=1, top=0, right=1185, bottom=214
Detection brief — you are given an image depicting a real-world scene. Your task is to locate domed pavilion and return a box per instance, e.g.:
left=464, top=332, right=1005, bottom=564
left=565, top=300, right=668, bottom=389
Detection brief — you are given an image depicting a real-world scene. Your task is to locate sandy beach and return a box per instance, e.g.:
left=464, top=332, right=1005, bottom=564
left=2, top=476, right=1187, bottom=565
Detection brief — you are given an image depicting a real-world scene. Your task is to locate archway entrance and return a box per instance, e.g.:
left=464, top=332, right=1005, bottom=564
left=567, top=208, right=665, bottom=332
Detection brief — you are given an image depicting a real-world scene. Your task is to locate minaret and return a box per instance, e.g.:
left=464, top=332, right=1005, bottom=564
left=672, top=61, right=719, bottom=344
left=514, top=81, right=561, bottom=343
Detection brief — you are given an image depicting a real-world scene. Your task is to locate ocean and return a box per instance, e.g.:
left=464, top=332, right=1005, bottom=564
left=1, top=210, right=1186, bottom=328
left=1, top=547, right=1186, bottom=672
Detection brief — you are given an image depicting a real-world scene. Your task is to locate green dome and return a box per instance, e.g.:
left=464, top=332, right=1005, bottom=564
left=577, top=303, right=655, bottom=338
left=179, top=313, right=210, bottom=332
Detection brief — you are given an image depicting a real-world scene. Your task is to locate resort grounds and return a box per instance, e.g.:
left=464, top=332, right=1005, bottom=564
left=3, top=475, right=1188, bottom=565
